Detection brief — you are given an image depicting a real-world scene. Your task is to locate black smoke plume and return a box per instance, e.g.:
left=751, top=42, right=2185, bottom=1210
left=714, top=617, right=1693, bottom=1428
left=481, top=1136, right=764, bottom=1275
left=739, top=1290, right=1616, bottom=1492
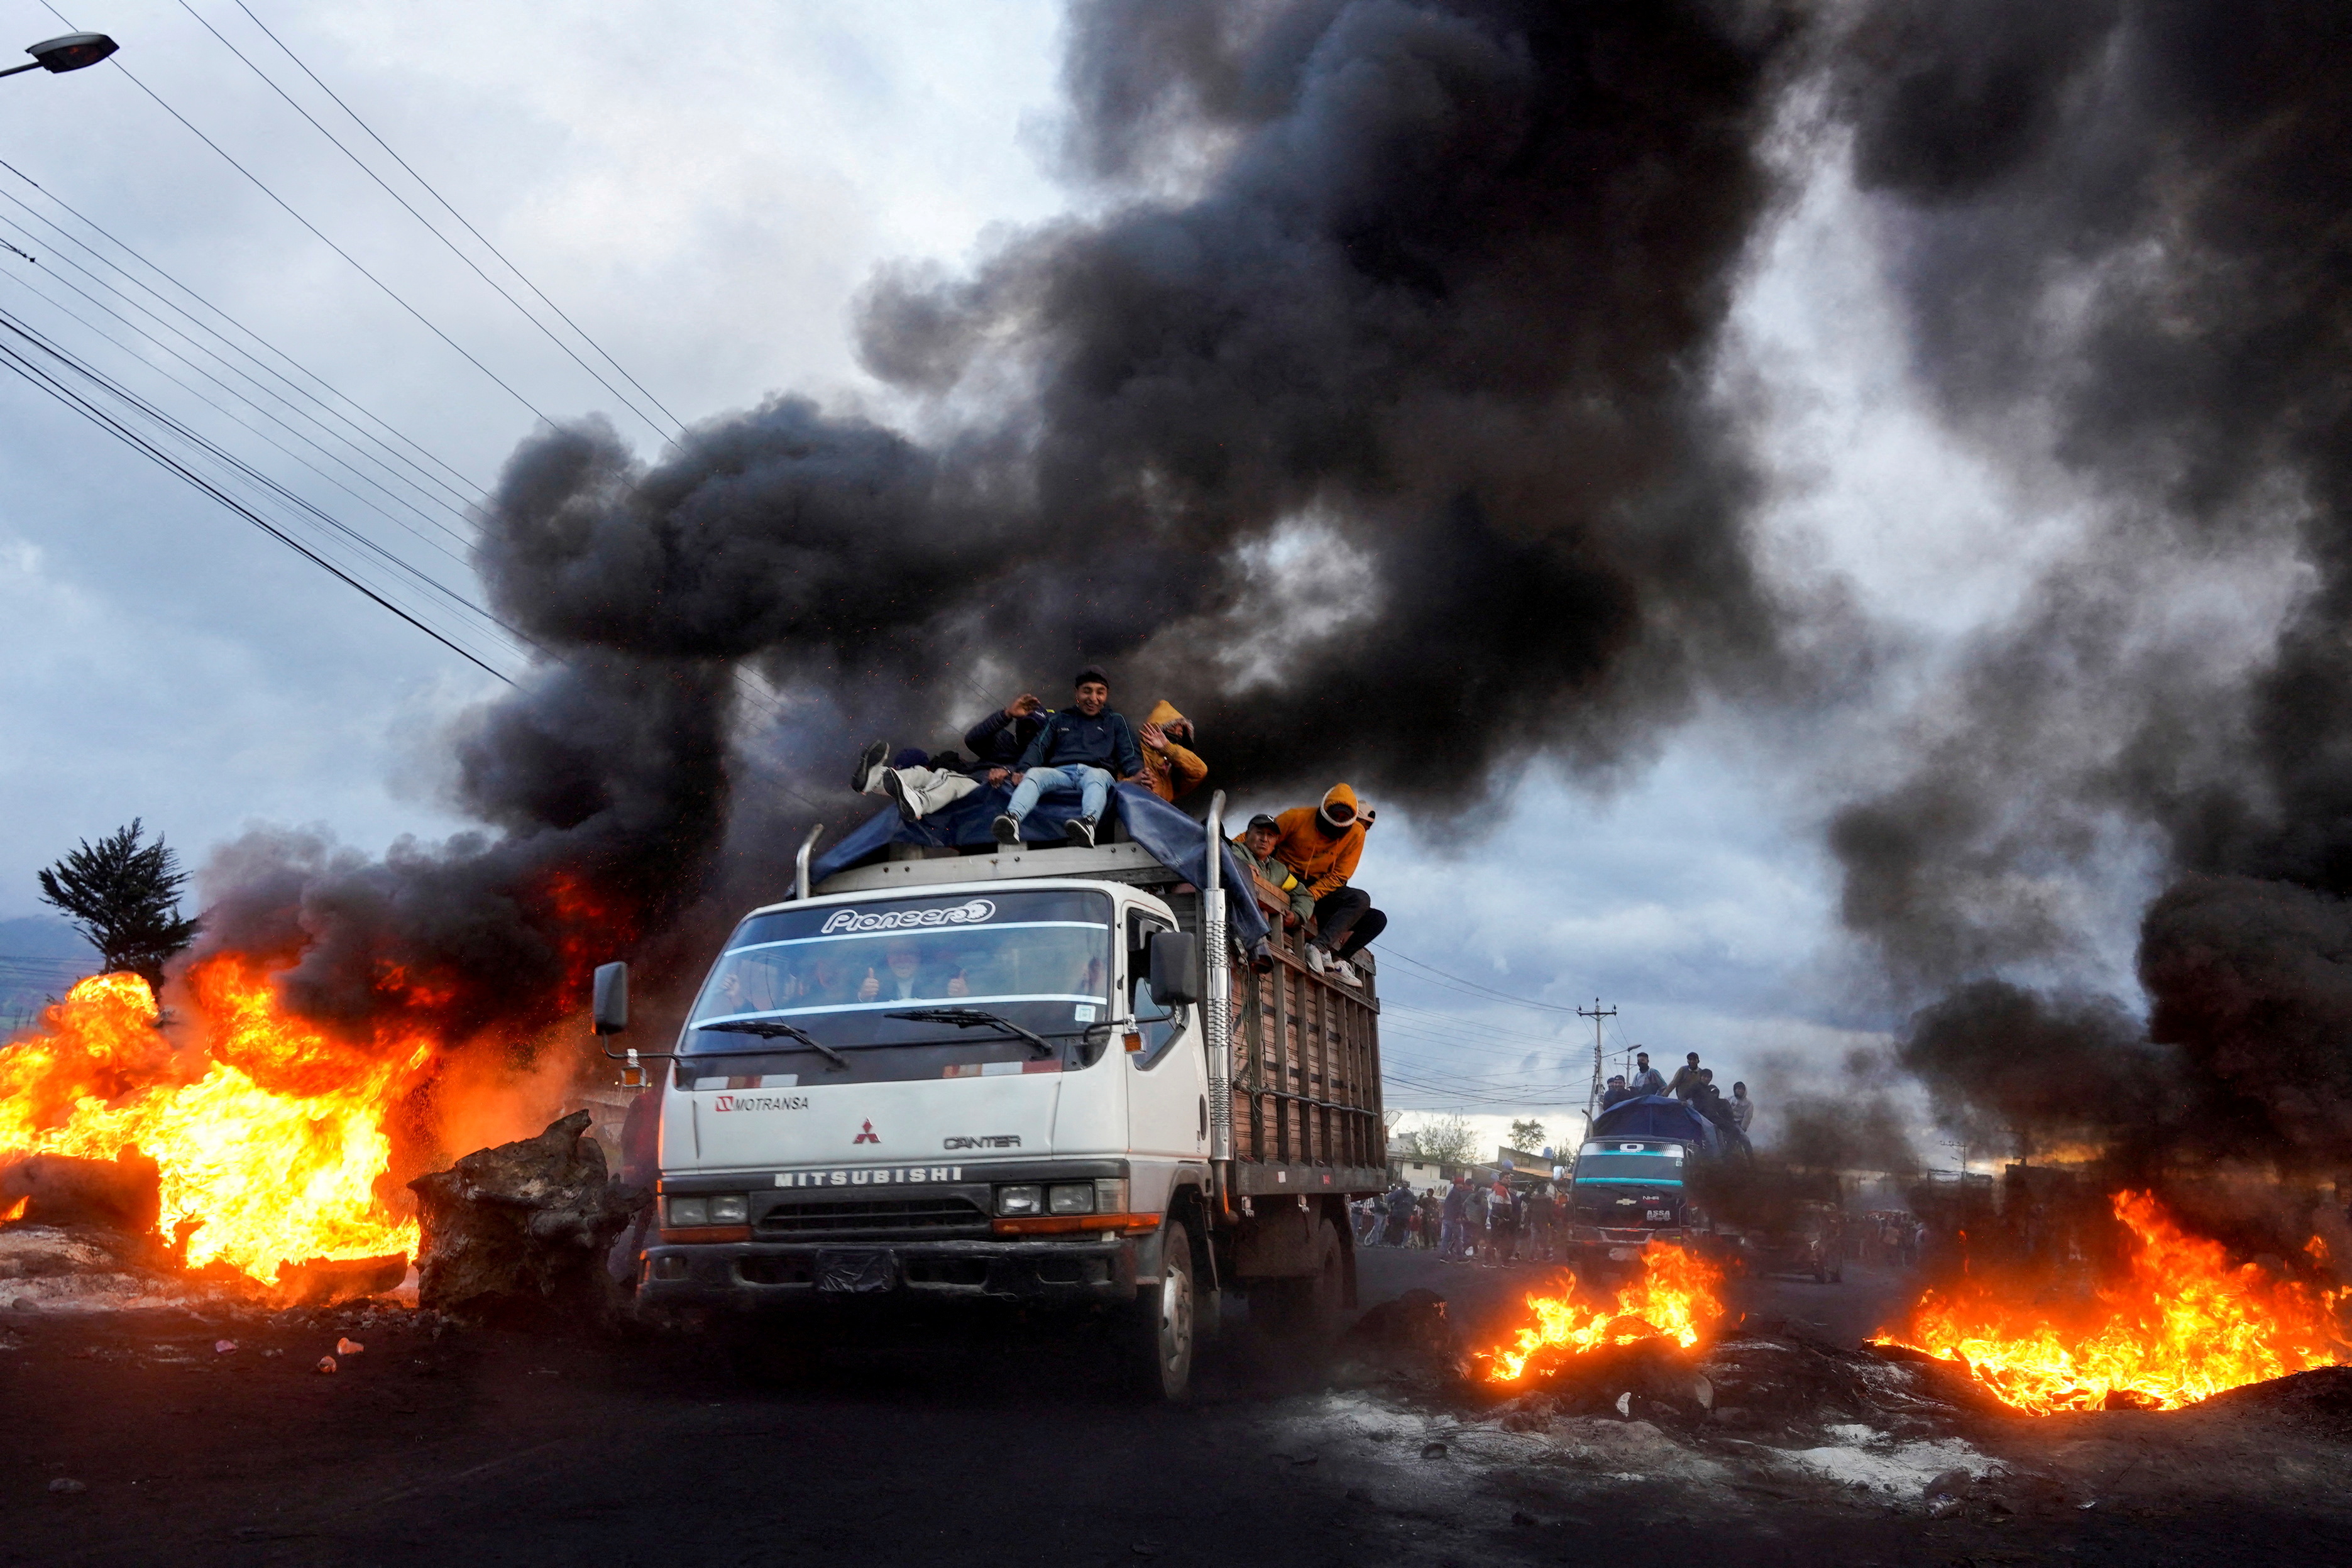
left=184, top=0, right=1819, bottom=1083
left=480, top=0, right=1810, bottom=813
left=1825, top=0, right=2352, bottom=1175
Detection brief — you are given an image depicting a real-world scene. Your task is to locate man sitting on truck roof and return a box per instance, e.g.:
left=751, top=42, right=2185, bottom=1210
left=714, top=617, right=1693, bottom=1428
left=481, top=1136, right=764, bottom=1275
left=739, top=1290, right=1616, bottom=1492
left=1630, top=1051, right=1666, bottom=1097
left=1231, top=813, right=1316, bottom=929
left=1668, top=1051, right=1704, bottom=1100
left=994, top=668, right=1146, bottom=849
left=1600, top=1073, right=1632, bottom=1109
left=1270, top=784, right=1386, bottom=986
left=964, top=690, right=1050, bottom=782
left=1136, top=701, right=1207, bottom=803
left=852, top=741, right=982, bottom=823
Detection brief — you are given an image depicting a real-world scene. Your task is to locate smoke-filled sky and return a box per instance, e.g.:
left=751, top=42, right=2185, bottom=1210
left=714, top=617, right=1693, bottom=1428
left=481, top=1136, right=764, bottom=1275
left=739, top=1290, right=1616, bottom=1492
left=3, top=0, right=2331, bottom=1168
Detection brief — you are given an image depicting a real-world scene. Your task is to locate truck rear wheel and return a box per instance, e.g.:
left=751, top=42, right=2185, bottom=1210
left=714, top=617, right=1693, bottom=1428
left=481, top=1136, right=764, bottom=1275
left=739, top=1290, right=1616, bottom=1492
left=1121, top=1219, right=1195, bottom=1402
left=1249, top=1219, right=1344, bottom=1343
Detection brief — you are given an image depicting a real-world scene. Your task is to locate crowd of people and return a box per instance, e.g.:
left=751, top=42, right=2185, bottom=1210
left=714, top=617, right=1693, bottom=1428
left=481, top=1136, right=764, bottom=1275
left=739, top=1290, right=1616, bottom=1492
left=1351, top=1173, right=1577, bottom=1265
left=852, top=667, right=1387, bottom=982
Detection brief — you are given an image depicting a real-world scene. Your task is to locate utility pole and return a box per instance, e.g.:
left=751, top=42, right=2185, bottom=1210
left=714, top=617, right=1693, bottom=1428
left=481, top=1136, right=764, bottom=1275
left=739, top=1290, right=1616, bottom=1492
left=1576, top=998, right=1617, bottom=1141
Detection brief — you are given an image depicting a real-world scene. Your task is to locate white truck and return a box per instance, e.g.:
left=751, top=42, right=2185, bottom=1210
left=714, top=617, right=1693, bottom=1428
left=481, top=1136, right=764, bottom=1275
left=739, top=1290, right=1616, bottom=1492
left=598, top=793, right=1387, bottom=1400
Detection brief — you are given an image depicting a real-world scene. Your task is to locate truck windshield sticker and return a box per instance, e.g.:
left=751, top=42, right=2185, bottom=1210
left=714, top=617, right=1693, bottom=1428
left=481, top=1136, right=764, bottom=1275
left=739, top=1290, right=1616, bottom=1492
left=818, top=899, right=996, bottom=935
left=1073, top=1002, right=1097, bottom=1022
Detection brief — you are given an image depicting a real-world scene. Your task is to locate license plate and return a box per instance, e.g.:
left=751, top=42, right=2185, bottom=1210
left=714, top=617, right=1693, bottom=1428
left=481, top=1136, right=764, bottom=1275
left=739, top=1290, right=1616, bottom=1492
left=816, top=1249, right=898, bottom=1293
left=1608, top=1246, right=1637, bottom=1261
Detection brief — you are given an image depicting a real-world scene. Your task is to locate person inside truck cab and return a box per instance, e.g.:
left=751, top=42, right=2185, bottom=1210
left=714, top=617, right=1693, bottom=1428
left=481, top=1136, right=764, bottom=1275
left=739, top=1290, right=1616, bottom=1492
left=1136, top=700, right=1207, bottom=803
left=857, top=941, right=972, bottom=1002
left=1270, top=783, right=1386, bottom=986
left=994, top=668, right=1147, bottom=849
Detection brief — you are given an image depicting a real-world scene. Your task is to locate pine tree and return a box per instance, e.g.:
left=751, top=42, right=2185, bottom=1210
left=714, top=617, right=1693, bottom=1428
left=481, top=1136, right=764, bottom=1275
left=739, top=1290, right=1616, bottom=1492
left=36, top=819, right=201, bottom=995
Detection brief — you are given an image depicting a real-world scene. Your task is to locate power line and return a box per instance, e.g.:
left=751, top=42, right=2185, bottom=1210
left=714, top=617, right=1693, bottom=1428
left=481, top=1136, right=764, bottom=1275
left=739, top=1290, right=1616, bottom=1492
left=1379, top=948, right=1586, bottom=1014
left=41, top=1, right=557, bottom=426
left=0, top=302, right=515, bottom=682
left=179, top=0, right=679, bottom=446
left=232, top=0, right=687, bottom=436
left=0, top=156, right=487, bottom=511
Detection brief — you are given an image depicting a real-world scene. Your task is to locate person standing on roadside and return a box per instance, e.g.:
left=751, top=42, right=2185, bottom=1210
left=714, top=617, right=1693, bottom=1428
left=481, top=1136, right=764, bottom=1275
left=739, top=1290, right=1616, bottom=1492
left=1441, top=1174, right=1471, bottom=1261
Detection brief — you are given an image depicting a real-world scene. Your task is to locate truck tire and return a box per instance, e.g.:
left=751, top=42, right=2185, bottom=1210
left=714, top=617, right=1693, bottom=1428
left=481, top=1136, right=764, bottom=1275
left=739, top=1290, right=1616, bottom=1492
left=1250, top=1219, right=1344, bottom=1344
left=1121, top=1218, right=1196, bottom=1402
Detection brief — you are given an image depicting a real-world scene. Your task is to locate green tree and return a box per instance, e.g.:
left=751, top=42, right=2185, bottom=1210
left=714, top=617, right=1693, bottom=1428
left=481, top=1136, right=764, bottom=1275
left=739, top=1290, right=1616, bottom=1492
left=1393, top=1112, right=1478, bottom=1168
left=36, top=819, right=201, bottom=995
left=1508, top=1117, right=1547, bottom=1153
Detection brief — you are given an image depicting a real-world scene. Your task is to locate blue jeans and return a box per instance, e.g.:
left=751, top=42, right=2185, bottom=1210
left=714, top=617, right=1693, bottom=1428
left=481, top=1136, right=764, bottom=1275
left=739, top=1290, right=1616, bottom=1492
left=1006, top=764, right=1111, bottom=825
left=1440, top=1216, right=1466, bottom=1258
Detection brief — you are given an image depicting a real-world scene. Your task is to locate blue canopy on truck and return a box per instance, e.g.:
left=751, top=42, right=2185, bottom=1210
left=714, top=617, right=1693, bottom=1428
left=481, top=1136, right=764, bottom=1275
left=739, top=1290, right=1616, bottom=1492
left=1591, top=1094, right=1722, bottom=1153
left=805, top=781, right=1272, bottom=948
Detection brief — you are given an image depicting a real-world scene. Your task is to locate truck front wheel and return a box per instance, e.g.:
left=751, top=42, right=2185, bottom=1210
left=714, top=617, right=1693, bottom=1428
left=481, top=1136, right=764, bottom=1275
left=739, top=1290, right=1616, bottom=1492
left=1121, top=1219, right=1196, bottom=1402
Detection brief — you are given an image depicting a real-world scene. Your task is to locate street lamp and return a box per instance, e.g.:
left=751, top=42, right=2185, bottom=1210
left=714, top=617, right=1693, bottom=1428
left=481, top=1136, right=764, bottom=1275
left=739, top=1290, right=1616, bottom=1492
left=0, top=33, right=119, bottom=81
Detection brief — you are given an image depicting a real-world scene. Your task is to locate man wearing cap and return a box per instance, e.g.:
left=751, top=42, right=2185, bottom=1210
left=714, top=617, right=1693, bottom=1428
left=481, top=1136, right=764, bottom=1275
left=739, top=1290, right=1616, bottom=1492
left=1230, top=813, right=1316, bottom=929
left=1271, top=783, right=1385, bottom=985
left=994, top=667, right=1146, bottom=849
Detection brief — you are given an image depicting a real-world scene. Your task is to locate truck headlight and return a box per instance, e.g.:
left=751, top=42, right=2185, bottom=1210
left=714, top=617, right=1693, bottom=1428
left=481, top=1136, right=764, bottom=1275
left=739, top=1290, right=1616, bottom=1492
left=995, top=1185, right=1042, bottom=1217
left=667, top=1196, right=710, bottom=1227
left=708, top=1195, right=749, bottom=1224
left=1048, top=1183, right=1094, bottom=1215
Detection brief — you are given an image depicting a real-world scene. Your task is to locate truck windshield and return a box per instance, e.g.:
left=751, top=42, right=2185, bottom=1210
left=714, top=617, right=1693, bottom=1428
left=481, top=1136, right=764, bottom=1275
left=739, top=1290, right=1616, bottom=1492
left=1573, top=1142, right=1684, bottom=1183
left=683, top=889, right=1113, bottom=1080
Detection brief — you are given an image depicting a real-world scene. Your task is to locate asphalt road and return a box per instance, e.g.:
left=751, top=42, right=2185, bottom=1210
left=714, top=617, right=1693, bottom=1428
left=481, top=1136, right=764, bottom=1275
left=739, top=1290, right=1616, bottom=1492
left=4, top=1247, right=2348, bottom=1567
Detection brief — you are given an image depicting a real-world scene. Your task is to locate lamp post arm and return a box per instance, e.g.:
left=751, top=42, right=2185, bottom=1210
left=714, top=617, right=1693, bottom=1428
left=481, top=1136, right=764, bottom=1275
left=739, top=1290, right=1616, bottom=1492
left=0, top=61, right=39, bottom=79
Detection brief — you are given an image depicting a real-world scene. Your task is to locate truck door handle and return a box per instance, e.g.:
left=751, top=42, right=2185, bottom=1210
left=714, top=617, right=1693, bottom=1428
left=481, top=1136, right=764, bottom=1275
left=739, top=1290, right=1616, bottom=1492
left=1197, top=1095, right=1207, bottom=1139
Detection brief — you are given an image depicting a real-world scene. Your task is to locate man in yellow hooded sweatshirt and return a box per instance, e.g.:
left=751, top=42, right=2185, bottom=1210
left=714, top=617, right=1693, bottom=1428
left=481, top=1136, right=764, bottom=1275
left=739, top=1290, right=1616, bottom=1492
left=1136, top=701, right=1207, bottom=803
left=1270, top=784, right=1386, bottom=985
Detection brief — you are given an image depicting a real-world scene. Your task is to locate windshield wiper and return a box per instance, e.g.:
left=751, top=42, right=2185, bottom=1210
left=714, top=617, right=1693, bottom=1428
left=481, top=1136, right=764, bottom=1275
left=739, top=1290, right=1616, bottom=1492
left=695, top=1018, right=848, bottom=1070
left=886, top=1007, right=1058, bottom=1060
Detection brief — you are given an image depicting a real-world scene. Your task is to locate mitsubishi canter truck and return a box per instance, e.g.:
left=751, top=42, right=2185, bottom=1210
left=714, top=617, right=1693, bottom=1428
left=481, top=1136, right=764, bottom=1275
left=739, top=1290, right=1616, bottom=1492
left=602, top=787, right=1387, bottom=1401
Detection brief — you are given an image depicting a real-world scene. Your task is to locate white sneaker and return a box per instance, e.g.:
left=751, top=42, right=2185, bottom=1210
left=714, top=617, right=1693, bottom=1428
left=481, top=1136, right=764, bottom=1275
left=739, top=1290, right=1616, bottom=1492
left=1305, top=944, right=1329, bottom=975
left=1332, top=959, right=1362, bottom=988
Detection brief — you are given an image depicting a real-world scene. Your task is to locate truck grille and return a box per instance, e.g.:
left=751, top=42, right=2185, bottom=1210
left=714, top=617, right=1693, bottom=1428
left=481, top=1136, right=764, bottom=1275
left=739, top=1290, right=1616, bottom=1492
left=755, top=1197, right=991, bottom=1239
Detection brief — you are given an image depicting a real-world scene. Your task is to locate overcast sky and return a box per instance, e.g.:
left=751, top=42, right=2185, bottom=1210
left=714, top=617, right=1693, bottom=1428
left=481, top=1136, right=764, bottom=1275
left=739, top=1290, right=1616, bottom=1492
left=0, top=2, right=2152, bottom=1158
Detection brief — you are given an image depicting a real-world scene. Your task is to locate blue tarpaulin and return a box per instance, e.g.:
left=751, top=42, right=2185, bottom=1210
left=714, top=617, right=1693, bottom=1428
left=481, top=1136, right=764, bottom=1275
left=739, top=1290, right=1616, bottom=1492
left=803, top=781, right=1270, bottom=948
left=1592, top=1094, right=1722, bottom=1153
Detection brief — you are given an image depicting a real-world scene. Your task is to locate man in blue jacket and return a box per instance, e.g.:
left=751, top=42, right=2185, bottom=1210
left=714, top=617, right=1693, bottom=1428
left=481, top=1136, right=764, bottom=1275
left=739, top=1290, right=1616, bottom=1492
left=993, top=667, right=1145, bottom=848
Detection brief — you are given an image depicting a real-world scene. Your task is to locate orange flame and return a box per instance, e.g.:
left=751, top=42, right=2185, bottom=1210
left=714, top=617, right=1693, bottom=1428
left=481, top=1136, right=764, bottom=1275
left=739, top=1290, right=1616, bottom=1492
left=1483, top=1242, right=1730, bottom=1383
left=1, top=960, right=432, bottom=1282
left=1875, top=1190, right=2352, bottom=1413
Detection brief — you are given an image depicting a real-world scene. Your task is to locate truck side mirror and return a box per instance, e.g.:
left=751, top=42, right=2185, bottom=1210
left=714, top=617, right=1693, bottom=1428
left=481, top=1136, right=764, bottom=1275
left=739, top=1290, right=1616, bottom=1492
left=592, top=962, right=629, bottom=1035
left=1146, top=931, right=1199, bottom=1009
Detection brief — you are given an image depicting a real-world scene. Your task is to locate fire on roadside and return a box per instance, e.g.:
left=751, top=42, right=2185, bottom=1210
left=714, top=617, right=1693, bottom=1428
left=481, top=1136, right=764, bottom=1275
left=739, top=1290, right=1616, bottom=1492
left=1874, top=1190, right=2352, bottom=1414
left=1481, top=1242, right=1729, bottom=1384
left=0, top=961, right=429, bottom=1282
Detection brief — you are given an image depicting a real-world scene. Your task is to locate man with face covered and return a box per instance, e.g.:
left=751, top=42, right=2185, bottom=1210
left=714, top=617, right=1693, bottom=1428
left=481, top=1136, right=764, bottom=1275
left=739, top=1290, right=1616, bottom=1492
left=1270, top=783, right=1387, bottom=986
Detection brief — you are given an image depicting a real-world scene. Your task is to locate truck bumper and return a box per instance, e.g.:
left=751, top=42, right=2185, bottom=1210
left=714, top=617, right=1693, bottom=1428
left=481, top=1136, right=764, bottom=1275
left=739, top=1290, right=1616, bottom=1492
left=637, top=1236, right=1143, bottom=1312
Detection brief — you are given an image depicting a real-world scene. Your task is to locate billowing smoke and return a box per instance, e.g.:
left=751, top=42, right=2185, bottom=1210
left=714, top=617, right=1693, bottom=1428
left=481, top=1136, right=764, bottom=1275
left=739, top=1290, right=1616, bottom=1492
left=481, top=0, right=1811, bottom=812
left=184, top=0, right=1819, bottom=1086
left=1823, top=0, right=2352, bottom=1173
